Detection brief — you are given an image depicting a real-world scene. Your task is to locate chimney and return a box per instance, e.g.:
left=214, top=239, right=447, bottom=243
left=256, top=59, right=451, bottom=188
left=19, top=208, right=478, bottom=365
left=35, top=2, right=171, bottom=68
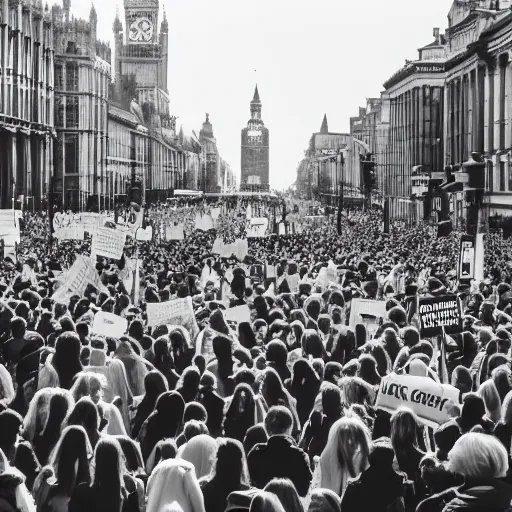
left=433, top=27, right=440, bottom=44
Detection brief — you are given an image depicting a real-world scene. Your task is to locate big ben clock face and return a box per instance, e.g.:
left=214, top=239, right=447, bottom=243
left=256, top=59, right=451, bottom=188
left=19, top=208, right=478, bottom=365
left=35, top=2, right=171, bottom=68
left=129, top=17, right=154, bottom=42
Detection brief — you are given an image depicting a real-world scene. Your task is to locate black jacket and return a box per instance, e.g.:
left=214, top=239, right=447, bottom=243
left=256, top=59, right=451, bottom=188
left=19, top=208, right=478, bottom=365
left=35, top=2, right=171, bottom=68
left=417, top=479, right=512, bottom=512
left=247, top=435, right=312, bottom=497
left=341, top=465, right=407, bottom=512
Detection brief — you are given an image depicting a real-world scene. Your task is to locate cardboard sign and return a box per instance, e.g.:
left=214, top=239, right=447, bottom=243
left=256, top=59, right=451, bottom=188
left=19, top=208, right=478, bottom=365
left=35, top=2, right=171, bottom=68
left=246, top=217, right=269, bottom=238
left=92, top=311, right=127, bottom=338
left=375, top=373, right=461, bottom=428
left=55, top=225, right=85, bottom=241
left=52, top=255, right=107, bottom=303
left=146, top=296, right=199, bottom=339
left=418, top=295, right=462, bottom=337
left=224, top=305, right=251, bottom=326
left=166, top=223, right=185, bottom=241
left=349, top=298, right=387, bottom=339
left=136, top=225, right=153, bottom=241
left=90, top=227, right=126, bottom=260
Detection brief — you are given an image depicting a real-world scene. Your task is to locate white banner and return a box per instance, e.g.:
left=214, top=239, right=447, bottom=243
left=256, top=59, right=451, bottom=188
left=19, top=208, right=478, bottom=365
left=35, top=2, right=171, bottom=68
left=224, top=305, right=251, bottom=327
left=79, top=212, right=107, bottom=233
left=0, top=209, right=21, bottom=245
left=349, top=298, right=387, bottom=338
left=90, top=227, right=126, bottom=260
left=136, top=225, right=153, bottom=241
left=55, top=225, right=85, bottom=241
left=246, top=217, right=268, bottom=238
left=146, top=296, right=199, bottom=339
left=375, top=373, right=461, bottom=428
left=166, top=223, right=185, bottom=241
left=212, top=238, right=248, bottom=261
left=52, top=255, right=107, bottom=303
left=92, top=311, right=127, bottom=338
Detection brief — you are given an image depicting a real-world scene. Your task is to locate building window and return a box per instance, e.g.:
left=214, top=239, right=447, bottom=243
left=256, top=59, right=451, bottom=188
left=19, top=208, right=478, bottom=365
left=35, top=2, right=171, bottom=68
left=55, top=65, right=63, bottom=90
left=65, top=96, right=79, bottom=128
left=64, top=134, right=79, bottom=174
left=66, top=63, right=78, bottom=91
left=500, top=161, right=506, bottom=191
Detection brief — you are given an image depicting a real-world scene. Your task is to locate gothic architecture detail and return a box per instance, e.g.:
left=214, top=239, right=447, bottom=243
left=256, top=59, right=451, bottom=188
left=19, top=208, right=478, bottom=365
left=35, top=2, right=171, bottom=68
left=241, top=85, right=270, bottom=192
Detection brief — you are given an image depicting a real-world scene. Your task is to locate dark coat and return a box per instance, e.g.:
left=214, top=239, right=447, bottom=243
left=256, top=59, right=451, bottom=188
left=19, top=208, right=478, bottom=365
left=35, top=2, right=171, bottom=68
left=417, top=479, right=512, bottom=512
left=341, top=465, right=407, bottom=512
left=247, top=435, right=312, bottom=497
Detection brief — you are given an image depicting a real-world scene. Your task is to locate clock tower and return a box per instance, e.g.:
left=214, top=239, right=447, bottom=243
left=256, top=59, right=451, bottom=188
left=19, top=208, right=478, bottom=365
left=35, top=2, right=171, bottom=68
left=112, top=0, right=171, bottom=126
left=241, top=85, right=270, bottom=191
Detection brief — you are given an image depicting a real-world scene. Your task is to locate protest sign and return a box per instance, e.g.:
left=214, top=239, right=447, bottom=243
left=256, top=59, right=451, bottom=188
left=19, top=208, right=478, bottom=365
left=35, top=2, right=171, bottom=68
left=146, top=296, right=199, bottom=339
left=278, top=222, right=286, bottom=235
left=79, top=213, right=107, bottom=233
left=55, top=225, right=85, bottom=241
left=92, top=311, right=128, bottom=338
left=375, top=372, right=461, bottom=428
left=246, top=217, right=269, bottom=238
left=0, top=209, right=21, bottom=245
left=136, top=225, right=153, bottom=241
left=349, top=298, right=387, bottom=339
left=224, top=305, right=251, bottom=327
left=90, top=227, right=126, bottom=260
left=212, top=238, right=248, bottom=261
left=418, top=294, right=462, bottom=338
left=166, top=223, right=185, bottom=241
left=52, top=255, right=107, bottom=303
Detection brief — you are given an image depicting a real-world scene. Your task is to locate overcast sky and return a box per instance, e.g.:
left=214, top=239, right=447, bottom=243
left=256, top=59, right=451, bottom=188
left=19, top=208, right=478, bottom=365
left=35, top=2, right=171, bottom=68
left=64, top=0, right=451, bottom=190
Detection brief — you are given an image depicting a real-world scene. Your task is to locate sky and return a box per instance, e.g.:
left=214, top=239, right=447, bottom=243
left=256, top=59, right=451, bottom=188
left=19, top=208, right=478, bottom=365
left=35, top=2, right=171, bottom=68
left=62, top=0, right=452, bottom=190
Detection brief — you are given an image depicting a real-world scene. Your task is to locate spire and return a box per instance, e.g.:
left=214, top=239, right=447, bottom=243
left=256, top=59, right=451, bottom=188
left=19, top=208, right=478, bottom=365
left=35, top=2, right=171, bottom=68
left=113, top=5, right=122, bottom=33
left=320, top=114, right=329, bottom=134
left=161, top=6, right=168, bottom=32
left=252, top=84, right=261, bottom=103
left=90, top=3, right=97, bottom=24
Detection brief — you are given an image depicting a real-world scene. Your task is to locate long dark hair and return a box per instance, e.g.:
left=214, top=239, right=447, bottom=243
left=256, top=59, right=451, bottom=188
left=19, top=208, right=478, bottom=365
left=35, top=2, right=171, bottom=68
left=213, top=335, right=234, bottom=380
left=67, top=397, right=100, bottom=449
left=205, top=438, right=249, bottom=489
left=52, top=332, right=83, bottom=389
left=49, top=425, right=91, bottom=496
left=223, top=383, right=256, bottom=442
left=132, top=370, right=168, bottom=438
left=92, top=438, right=126, bottom=512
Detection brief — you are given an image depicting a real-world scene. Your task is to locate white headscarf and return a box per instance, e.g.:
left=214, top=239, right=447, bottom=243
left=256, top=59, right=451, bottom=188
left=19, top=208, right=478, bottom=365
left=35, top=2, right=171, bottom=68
left=178, top=434, right=217, bottom=480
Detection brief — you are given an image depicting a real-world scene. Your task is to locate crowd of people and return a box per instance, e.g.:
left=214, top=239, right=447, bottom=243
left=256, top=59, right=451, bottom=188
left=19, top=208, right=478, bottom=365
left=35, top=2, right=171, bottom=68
left=1, top=198, right=512, bottom=512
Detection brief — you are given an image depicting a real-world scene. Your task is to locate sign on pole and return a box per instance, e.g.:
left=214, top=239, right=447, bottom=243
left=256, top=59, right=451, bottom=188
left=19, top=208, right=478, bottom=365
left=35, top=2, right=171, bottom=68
left=418, top=294, right=462, bottom=338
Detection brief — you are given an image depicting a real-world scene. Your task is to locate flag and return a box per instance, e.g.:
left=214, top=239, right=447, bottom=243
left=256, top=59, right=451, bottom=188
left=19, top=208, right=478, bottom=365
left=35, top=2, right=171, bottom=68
left=438, top=327, right=449, bottom=384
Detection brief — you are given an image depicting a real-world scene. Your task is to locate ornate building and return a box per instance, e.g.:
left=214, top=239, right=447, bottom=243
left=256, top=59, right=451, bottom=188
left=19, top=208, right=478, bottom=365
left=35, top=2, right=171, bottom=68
left=0, top=0, right=54, bottom=210
left=52, top=0, right=111, bottom=210
left=241, top=86, right=269, bottom=191
left=199, top=114, right=220, bottom=193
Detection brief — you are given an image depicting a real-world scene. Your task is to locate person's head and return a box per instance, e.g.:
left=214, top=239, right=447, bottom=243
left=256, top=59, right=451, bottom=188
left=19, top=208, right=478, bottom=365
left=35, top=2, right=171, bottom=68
left=390, top=406, right=420, bottom=452
left=67, top=396, right=100, bottom=436
left=263, top=478, right=302, bottom=512
left=434, top=421, right=461, bottom=461
left=144, top=370, right=169, bottom=400
left=49, top=425, right=92, bottom=495
left=320, top=416, right=371, bottom=494
left=307, top=489, right=341, bottom=512
left=10, top=316, right=26, bottom=338
left=321, top=383, right=343, bottom=418
left=209, top=437, right=249, bottom=486
left=451, top=366, right=473, bottom=395
left=70, top=372, right=107, bottom=405
left=264, top=406, right=293, bottom=437
left=478, top=379, right=502, bottom=424
left=0, top=410, right=22, bottom=451
left=447, top=432, right=508, bottom=479
left=114, top=435, right=145, bottom=476
left=249, top=492, right=286, bottom=512
left=368, top=437, right=395, bottom=469
left=92, top=437, right=126, bottom=509
left=460, top=392, right=486, bottom=430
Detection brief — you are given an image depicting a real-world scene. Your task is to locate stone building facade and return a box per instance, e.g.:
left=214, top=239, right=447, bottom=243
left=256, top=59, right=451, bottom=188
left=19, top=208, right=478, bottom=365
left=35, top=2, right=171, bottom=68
left=0, top=0, right=54, bottom=210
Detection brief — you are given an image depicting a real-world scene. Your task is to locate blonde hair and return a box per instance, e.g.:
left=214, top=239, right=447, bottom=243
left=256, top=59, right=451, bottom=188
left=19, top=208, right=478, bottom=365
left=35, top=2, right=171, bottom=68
left=478, top=379, right=502, bottom=424
left=70, top=372, right=107, bottom=402
left=319, top=416, right=371, bottom=496
left=447, top=433, right=508, bottom=479
left=338, top=376, right=376, bottom=408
